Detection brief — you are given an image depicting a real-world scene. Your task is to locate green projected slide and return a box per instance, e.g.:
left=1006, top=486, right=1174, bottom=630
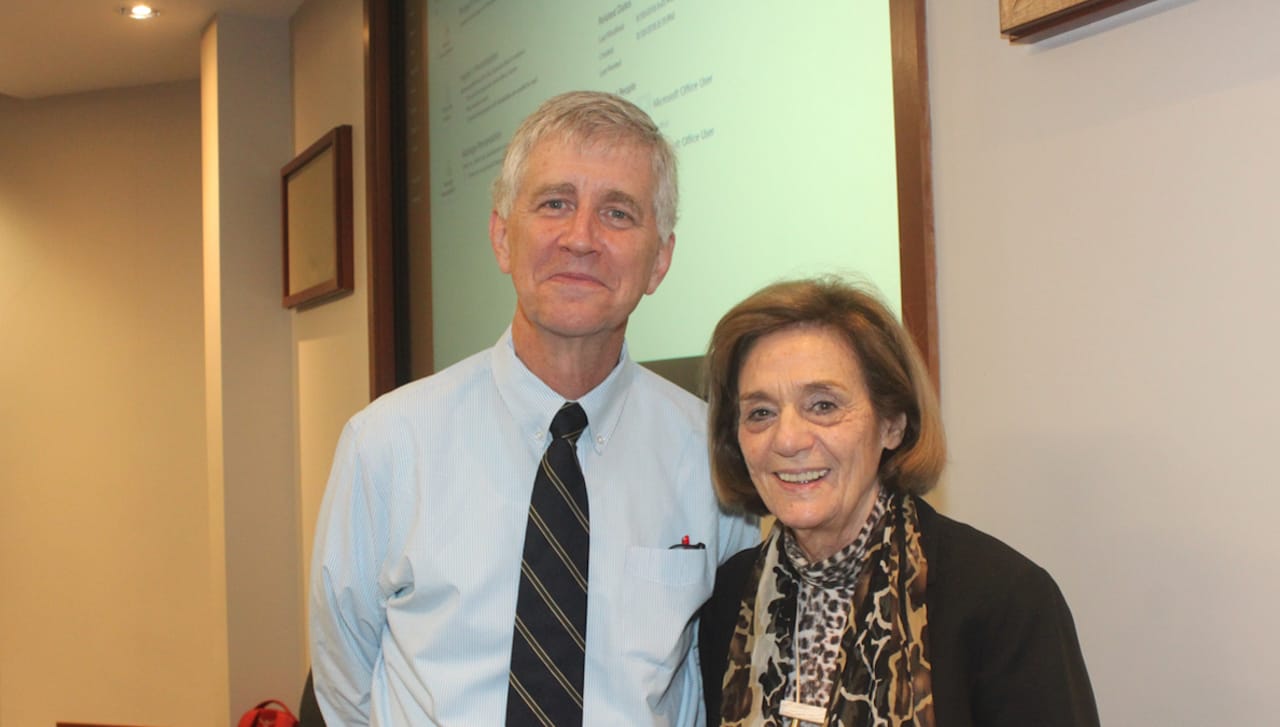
left=422, top=0, right=900, bottom=368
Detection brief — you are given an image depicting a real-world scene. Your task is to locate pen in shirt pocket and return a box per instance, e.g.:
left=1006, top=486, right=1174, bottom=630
left=668, top=534, right=705, bottom=550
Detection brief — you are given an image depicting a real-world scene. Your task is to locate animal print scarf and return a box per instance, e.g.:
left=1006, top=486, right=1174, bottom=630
left=718, top=492, right=935, bottom=727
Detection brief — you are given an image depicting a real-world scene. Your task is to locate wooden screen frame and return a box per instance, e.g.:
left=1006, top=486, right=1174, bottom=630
left=363, top=0, right=938, bottom=396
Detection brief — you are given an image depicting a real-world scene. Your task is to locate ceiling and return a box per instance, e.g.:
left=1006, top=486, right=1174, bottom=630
left=1, top=0, right=304, bottom=100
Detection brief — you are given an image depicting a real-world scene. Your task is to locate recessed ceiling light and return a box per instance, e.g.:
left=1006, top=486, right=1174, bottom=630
left=121, top=4, right=158, bottom=20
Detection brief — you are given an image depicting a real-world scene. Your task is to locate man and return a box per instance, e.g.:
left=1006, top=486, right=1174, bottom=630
left=310, top=91, right=756, bottom=725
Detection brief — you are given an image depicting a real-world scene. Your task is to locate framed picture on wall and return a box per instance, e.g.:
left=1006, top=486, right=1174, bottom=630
left=281, top=124, right=354, bottom=309
left=1000, top=0, right=1156, bottom=41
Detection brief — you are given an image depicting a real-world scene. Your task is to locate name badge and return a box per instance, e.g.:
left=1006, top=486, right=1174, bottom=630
left=780, top=699, right=826, bottom=724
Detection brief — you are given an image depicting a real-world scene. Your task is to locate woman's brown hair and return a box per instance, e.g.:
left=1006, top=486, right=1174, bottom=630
left=705, top=276, right=945, bottom=515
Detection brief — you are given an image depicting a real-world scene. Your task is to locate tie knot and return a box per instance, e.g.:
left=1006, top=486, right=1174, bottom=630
left=550, top=402, right=588, bottom=443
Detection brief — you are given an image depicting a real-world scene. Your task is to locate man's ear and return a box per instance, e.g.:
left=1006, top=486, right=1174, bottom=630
left=645, top=232, right=676, bottom=295
left=489, top=209, right=511, bottom=273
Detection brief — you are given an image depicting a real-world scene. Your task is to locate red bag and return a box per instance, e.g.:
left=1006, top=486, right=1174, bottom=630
left=237, top=699, right=299, bottom=727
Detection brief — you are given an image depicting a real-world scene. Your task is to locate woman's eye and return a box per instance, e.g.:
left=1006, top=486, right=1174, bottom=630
left=811, top=400, right=838, bottom=414
left=744, top=407, right=773, bottom=421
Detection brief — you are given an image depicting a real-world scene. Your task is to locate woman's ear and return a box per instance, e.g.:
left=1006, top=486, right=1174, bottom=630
left=882, top=412, right=907, bottom=450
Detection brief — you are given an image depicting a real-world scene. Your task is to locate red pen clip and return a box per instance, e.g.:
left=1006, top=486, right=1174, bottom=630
left=669, top=534, right=706, bottom=550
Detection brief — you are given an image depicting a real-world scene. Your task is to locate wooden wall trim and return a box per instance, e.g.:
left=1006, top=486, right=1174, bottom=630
left=57, top=723, right=155, bottom=727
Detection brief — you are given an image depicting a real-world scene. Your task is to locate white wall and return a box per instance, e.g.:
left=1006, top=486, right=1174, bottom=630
left=0, top=83, right=217, bottom=726
left=927, top=1, right=1280, bottom=723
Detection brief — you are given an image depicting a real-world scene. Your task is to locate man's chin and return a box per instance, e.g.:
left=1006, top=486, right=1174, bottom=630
left=532, top=314, right=628, bottom=341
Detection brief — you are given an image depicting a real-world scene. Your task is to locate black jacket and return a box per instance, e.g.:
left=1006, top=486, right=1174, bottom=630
left=698, top=497, right=1100, bottom=726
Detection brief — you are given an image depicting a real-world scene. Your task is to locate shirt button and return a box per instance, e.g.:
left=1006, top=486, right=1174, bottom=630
left=596, top=435, right=605, bottom=445
left=534, top=431, right=545, bottom=441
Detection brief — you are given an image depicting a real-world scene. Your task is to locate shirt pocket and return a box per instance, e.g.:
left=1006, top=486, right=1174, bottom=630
left=617, top=546, right=714, bottom=695
left=623, top=545, right=712, bottom=588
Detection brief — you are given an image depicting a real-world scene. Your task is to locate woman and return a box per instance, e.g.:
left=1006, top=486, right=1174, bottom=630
left=699, top=277, right=1099, bottom=726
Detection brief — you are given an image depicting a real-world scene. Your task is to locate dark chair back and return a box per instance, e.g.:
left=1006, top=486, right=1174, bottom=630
left=298, top=670, right=326, bottom=727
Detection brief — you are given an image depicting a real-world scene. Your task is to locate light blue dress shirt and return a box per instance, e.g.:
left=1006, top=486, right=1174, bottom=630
left=310, top=329, right=758, bottom=726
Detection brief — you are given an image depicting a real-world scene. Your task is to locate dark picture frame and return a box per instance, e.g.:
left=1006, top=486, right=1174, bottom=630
left=282, top=124, right=355, bottom=309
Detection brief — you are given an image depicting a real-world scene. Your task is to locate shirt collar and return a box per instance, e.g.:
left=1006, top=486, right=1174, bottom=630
left=491, top=326, right=634, bottom=456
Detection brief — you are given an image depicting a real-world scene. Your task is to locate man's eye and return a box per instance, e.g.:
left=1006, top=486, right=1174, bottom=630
left=603, top=208, right=636, bottom=225
left=541, top=199, right=567, bottom=210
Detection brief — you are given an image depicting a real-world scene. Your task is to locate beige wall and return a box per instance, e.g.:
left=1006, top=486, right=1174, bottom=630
left=289, top=0, right=372, bottom=639
left=0, top=1, right=368, bottom=721
left=927, top=1, right=1280, bottom=723
left=0, top=83, right=216, bottom=725
left=201, top=14, right=301, bottom=720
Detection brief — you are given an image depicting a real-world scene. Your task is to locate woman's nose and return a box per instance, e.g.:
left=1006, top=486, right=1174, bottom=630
left=772, top=407, right=813, bottom=456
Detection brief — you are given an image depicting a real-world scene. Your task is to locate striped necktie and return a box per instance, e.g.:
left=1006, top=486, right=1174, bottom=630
left=506, top=401, right=590, bottom=726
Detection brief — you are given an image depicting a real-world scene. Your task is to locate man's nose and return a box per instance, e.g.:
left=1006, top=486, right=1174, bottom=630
left=562, top=208, right=600, bottom=255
